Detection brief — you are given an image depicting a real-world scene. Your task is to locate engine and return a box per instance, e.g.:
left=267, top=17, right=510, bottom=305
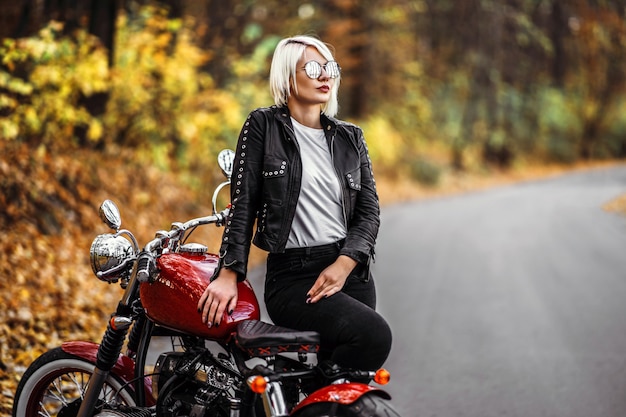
left=151, top=351, right=242, bottom=417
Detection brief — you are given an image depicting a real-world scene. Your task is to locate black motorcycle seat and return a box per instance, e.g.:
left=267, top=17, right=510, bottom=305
left=236, top=320, right=320, bottom=357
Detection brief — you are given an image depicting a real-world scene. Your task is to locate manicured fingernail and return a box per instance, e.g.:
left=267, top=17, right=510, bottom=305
left=228, top=309, right=234, bottom=315
left=323, top=294, right=328, bottom=298
left=306, top=297, right=311, bottom=304
left=207, top=322, right=212, bottom=328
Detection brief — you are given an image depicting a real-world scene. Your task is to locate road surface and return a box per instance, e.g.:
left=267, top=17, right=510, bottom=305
left=370, top=165, right=626, bottom=417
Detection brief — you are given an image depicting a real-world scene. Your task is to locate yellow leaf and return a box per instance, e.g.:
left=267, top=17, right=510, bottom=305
left=19, top=288, right=30, bottom=300
left=87, top=119, right=103, bottom=141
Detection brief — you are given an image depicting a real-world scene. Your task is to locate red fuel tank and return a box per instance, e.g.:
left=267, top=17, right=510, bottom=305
left=140, top=252, right=260, bottom=340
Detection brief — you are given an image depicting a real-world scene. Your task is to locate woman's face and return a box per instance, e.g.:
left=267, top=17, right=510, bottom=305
left=289, top=46, right=335, bottom=108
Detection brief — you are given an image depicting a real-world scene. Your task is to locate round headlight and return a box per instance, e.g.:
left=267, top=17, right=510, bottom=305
left=90, top=234, right=134, bottom=281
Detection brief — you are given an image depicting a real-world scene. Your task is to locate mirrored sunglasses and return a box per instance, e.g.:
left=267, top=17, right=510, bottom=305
left=301, top=60, right=341, bottom=79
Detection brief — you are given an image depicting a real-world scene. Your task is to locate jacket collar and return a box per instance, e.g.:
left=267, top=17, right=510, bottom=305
left=273, top=105, right=337, bottom=138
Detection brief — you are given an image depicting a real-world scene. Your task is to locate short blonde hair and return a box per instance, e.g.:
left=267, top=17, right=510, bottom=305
left=269, top=35, right=340, bottom=117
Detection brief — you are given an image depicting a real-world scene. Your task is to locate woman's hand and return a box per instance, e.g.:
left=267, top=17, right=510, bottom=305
left=307, top=255, right=357, bottom=303
left=197, top=268, right=239, bottom=327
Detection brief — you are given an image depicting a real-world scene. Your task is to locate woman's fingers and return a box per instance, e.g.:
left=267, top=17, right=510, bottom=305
left=198, top=270, right=239, bottom=327
left=201, top=294, right=215, bottom=326
left=307, top=264, right=348, bottom=303
left=307, top=255, right=357, bottom=303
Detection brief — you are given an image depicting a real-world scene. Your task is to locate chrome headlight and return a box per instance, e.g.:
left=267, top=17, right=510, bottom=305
left=90, top=234, right=134, bottom=282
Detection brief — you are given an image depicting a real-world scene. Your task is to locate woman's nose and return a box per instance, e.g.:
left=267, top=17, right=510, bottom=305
left=318, top=66, right=330, bottom=80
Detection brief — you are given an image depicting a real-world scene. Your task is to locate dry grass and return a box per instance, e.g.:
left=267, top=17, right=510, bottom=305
left=604, top=193, right=626, bottom=216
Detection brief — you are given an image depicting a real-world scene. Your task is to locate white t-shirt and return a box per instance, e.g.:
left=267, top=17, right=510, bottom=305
left=286, top=117, right=347, bottom=249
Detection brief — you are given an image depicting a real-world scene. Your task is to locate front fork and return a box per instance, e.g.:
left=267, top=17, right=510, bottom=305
left=77, top=315, right=133, bottom=417
left=77, top=275, right=140, bottom=417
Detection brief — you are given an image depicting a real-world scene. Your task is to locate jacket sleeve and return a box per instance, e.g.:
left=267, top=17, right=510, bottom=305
left=339, top=127, right=380, bottom=265
left=214, top=110, right=266, bottom=280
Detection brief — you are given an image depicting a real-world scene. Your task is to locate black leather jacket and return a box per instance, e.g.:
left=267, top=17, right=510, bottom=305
left=217, top=106, right=380, bottom=279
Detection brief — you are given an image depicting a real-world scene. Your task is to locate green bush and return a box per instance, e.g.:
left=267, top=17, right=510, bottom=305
left=537, top=88, right=582, bottom=162
left=0, top=21, right=108, bottom=147
left=103, top=6, right=245, bottom=175
left=408, top=156, right=442, bottom=186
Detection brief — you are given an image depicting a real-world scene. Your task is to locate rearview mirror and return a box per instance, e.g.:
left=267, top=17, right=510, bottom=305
left=217, top=149, right=235, bottom=179
left=99, top=199, right=122, bottom=231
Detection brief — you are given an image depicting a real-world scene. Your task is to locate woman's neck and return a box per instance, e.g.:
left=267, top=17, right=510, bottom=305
left=287, top=104, right=322, bottom=129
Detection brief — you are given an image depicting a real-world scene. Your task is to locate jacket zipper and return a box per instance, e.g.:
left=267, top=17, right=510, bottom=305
left=329, top=133, right=349, bottom=229
left=281, top=122, right=302, bottom=251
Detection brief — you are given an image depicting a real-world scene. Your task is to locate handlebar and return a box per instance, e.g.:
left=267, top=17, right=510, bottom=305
left=128, top=208, right=229, bottom=284
left=144, top=209, right=229, bottom=253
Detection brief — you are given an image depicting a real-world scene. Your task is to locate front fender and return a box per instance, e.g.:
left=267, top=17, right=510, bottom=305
left=61, top=341, right=154, bottom=403
left=291, top=383, right=391, bottom=414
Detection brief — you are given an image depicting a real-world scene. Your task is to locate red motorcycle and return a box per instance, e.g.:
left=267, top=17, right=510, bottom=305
left=12, top=150, right=400, bottom=417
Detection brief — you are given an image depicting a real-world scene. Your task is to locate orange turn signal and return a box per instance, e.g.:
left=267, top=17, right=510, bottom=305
left=374, top=368, right=391, bottom=385
left=247, top=375, right=268, bottom=394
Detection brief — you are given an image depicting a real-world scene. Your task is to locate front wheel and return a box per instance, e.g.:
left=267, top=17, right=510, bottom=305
left=12, top=347, right=136, bottom=417
left=292, top=393, right=402, bottom=417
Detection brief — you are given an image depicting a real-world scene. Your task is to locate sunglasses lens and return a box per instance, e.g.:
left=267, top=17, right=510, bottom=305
left=325, top=61, right=340, bottom=78
left=304, top=61, right=322, bottom=79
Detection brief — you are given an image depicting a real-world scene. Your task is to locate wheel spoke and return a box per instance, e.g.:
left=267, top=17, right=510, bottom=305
left=67, top=371, right=88, bottom=399
left=50, top=375, right=72, bottom=404
left=37, top=407, right=52, bottom=417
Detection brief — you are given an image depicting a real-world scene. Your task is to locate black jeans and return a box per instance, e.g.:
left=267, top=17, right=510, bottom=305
left=264, top=242, right=392, bottom=371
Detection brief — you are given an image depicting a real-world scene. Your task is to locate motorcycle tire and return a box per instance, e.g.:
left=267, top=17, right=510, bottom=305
left=292, top=393, right=402, bottom=417
left=12, top=347, right=136, bottom=417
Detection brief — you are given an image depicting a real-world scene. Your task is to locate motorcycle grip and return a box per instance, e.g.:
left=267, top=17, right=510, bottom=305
left=136, top=251, right=156, bottom=283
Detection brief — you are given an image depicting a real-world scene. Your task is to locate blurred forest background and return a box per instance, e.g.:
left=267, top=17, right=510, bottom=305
left=1, top=0, right=626, bottom=412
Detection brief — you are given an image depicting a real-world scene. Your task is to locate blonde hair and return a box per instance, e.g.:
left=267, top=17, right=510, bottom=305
left=269, top=35, right=340, bottom=117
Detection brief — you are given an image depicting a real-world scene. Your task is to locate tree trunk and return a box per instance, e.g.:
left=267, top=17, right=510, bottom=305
left=88, top=0, right=118, bottom=67
left=549, top=1, right=568, bottom=88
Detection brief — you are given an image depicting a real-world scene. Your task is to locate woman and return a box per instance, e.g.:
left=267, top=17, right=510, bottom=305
left=198, top=35, right=391, bottom=371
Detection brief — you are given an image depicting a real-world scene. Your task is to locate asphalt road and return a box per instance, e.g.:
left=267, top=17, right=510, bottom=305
left=370, top=166, right=626, bottom=417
